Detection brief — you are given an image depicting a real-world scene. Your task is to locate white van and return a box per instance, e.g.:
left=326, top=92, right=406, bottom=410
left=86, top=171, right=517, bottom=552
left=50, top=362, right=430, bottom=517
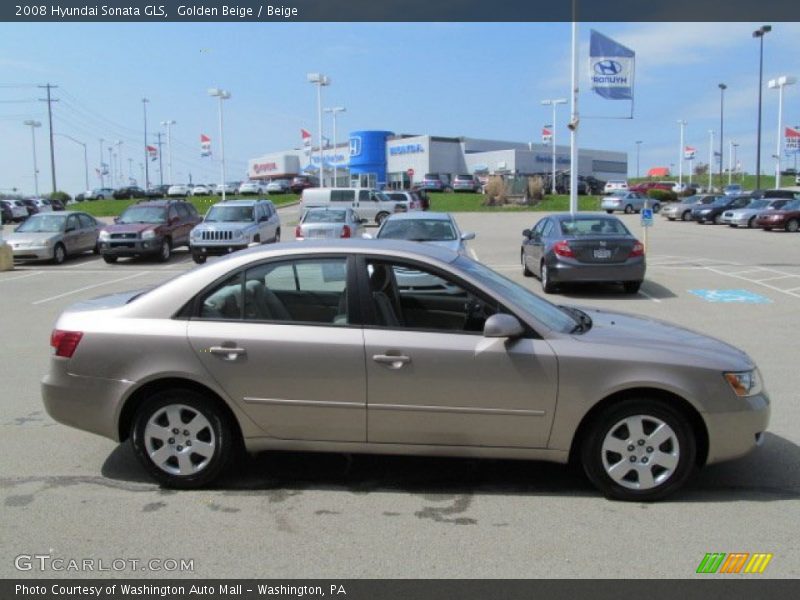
left=300, top=188, right=403, bottom=225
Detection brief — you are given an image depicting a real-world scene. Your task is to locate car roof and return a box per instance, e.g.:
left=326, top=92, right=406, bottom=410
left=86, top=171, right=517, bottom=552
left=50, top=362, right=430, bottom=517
left=384, top=211, right=452, bottom=221
left=550, top=212, right=621, bottom=221
left=214, top=199, right=267, bottom=206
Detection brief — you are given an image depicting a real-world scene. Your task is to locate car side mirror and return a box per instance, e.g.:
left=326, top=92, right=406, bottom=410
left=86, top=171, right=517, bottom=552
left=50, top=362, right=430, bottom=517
left=259, top=215, right=269, bottom=222
left=522, top=229, right=531, bottom=239
left=461, top=231, right=476, bottom=241
left=483, top=314, right=524, bottom=339
left=113, top=217, right=120, bottom=224
left=361, top=233, right=373, bottom=239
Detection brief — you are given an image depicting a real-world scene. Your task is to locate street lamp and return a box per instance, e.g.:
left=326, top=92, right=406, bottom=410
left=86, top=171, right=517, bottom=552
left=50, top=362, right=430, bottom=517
left=55, top=133, right=89, bottom=191
left=732, top=142, right=740, bottom=181
left=677, top=120, right=687, bottom=187
left=753, top=25, right=772, bottom=189
left=324, top=107, right=346, bottom=187
left=307, top=72, right=331, bottom=187
left=142, top=98, right=150, bottom=190
left=635, top=141, right=642, bottom=179
left=728, top=139, right=735, bottom=185
left=160, top=120, right=176, bottom=186
left=541, top=98, right=567, bottom=194
left=23, top=120, right=42, bottom=197
left=718, top=83, right=727, bottom=184
left=115, top=140, right=124, bottom=187
left=768, top=75, right=797, bottom=187
left=208, top=88, right=231, bottom=200
left=707, top=130, right=714, bottom=191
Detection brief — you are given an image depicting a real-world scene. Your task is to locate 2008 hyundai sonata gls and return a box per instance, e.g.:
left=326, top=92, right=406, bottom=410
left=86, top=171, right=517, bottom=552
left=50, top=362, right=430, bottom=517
left=42, top=240, right=769, bottom=501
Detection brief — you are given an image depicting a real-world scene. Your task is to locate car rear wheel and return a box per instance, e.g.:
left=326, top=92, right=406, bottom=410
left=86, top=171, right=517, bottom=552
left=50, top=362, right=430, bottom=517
left=605, top=209, right=613, bottom=214
left=786, top=219, right=799, bottom=233
left=623, top=281, right=641, bottom=294
left=581, top=398, right=696, bottom=501
left=102, top=255, right=118, bottom=264
left=157, top=239, right=171, bottom=262
left=624, top=205, right=633, bottom=214
left=192, top=255, right=206, bottom=264
left=375, top=211, right=390, bottom=226
left=131, top=389, right=235, bottom=488
left=273, top=228, right=281, bottom=243
left=652, top=203, right=661, bottom=213
left=681, top=210, right=691, bottom=221
left=52, top=243, right=66, bottom=265
left=713, top=214, right=723, bottom=225
left=540, top=262, right=556, bottom=294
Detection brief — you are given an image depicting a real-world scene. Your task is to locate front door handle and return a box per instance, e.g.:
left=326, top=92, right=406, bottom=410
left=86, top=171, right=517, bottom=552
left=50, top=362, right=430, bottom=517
left=209, top=345, right=246, bottom=361
left=372, top=354, right=411, bottom=369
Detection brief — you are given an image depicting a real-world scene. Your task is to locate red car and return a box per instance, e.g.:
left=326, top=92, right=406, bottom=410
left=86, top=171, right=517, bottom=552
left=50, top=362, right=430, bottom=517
left=629, top=181, right=674, bottom=194
left=754, top=199, right=800, bottom=232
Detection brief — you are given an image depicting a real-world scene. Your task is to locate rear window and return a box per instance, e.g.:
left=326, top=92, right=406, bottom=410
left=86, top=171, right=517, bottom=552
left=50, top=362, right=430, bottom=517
left=559, top=218, right=630, bottom=236
left=303, top=210, right=347, bottom=223
left=455, top=175, right=473, bottom=181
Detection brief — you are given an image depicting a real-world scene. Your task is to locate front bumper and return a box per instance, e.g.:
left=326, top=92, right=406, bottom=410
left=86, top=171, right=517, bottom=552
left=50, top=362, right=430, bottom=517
left=692, top=212, right=715, bottom=222
left=548, top=257, right=646, bottom=284
left=10, top=245, right=52, bottom=260
left=99, top=239, right=162, bottom=257
left=704, top=392, right=770, bottom=464
left=191, top=242, right=249, bottom=257
left=727, top=214, right=753, bottom=227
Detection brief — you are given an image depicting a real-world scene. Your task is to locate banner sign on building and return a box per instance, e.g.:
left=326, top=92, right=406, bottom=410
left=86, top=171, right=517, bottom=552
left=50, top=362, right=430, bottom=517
left=589, top=30, right=635, bottom=101
left=542, top=127, right=552, bottom=144
left=684, top=146, right=696, bottom=160
left=786, top=127, right=800, bottom=153
left=200, top=134, right=211, bottom=157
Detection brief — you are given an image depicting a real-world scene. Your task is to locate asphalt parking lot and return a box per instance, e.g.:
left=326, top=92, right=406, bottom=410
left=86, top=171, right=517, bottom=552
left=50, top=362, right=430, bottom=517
left=1, top=205, right=799, bottom=578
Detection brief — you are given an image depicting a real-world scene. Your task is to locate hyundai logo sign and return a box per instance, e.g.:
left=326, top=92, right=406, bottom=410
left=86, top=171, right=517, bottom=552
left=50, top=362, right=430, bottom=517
left=593, top=59, right=622, bottom=76
left=349, top=137, right=362, bottom=157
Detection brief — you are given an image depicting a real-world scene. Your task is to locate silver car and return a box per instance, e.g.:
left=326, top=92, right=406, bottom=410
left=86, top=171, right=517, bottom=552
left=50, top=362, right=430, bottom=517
left=722, top=198, right=791, bottom=228
left=295, top=207, right=365, bottom=240
left=370, top=211, right=475, bottom=253
left=190, top=199, right=281, bottom=264
left=6, top=211, right=100, bottom=264
left=661, top=194, right=720, bottom=221
left=42, top=240, right=769, bottom=501
left=601, top=191, right=655, bottom=214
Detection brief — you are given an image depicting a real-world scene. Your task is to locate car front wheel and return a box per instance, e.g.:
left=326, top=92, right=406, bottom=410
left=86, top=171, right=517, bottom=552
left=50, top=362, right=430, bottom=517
left=131, top=389, right=235, bottom=488
left=375, top=211, right=390, bottom=225
left=581, top=399, right=696, bottom=501
left=157, top=239, right=171, bottom=262
left=786, top=219, right=799, bottom=233
left=624, top=205, right=633, bottom=214
left=681, top=210, right=691, bottom=221
left=52, top=243, right=66, bottom=265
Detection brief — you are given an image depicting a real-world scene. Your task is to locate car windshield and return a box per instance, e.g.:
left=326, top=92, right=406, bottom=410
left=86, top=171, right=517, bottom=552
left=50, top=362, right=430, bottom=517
left=118, top=206, right=167, bottom=224
left=745, top=199, right=770, bottom=209
left=303, top=210, right=347, bottom=223
left=205, top=206, right=254, bottom=222
left=711, top=197, right=730, bottom=206
left=15, top=214, right=66, bottom=233
left=559, top=218, right=630, bottom=236
left=454, top=255, right=577, bottom=333
left=781, top=199, right=800, bottom=210
left=378, top=218, right=457, bottom=241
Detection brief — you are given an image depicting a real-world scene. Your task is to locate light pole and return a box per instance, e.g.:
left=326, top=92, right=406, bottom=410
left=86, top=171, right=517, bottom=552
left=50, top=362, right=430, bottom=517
left=160, top=120, right=176, bottom=186
left=753, top=25, right=772, bottom=190
left=307, top=73, right=331, bottom=187
left=115, top=140, right=123, bottom=187
left=635, top=140, right=642, bottom=179
left=708, top=130, right=714, bottom=190
left=98, top=138, right=104, bottom=187
left=728, top=140, right=734, bottom=185
left=677, top=120, right=687, bottom=187
left=55, top=133, right=89, bottom=191
left=733, top=142, right=740, bottom=181
left=108, top=146, right=114, bottom=189
left=208, top=88, right=231, bottom=201
left=324, top=106, right=346, bottom=187
left=718, top=83, right=726, bottom=184
left=541, top=98, right=567, bottom=194
left=142, top=98, right=150, bottom=190
left=768, top=75, right=797, bottom=188
left=23, top=120, right=42, bottom=197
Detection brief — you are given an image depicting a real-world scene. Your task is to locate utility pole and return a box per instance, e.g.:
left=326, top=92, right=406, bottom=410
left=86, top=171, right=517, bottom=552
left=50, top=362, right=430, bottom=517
left=128, top=158, right=134, bottom=184
left=142, top=98, right=150, bottom=190
left=155, top=131, right=165, bottom=186
left=99, top=138, right=104, bottom=187
left=38, top=83, right=59, bottom=194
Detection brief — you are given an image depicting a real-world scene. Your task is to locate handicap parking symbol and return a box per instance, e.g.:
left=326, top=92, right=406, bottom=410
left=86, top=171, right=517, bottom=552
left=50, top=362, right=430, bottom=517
left=688, top=289, right=772, bottom=304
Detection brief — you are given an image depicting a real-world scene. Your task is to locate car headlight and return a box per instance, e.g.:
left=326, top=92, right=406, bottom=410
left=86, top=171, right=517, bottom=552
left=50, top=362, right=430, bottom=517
left=724, top=370, right=763, bottom=397
left=98, top=230, right=110, bottom=241
left=233, top=230, right=244, bottom=239
left=190, top=228, right=202, bottom=239
left=141, top=229, right=156, bottom=240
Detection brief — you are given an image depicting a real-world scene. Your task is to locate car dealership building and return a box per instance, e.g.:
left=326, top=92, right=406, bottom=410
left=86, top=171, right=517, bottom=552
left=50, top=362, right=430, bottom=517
left=248, top=131, right=628, bottom=189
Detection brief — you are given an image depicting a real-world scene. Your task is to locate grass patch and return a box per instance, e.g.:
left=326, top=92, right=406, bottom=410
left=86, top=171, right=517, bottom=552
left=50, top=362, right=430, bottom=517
left=428, top=192, right=602, bottom=212
left=68, top=194, right=300, bottom=217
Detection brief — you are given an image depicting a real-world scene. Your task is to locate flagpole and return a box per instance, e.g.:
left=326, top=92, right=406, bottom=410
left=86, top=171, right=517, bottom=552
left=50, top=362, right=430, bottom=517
left=708, top=130, right=714, bottom=191
left=569, top=18, right=579, bottom=214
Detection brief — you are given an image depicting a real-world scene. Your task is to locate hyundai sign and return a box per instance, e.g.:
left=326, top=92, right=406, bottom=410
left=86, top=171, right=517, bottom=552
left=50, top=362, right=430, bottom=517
left=589, top=30, right=635, bottom=100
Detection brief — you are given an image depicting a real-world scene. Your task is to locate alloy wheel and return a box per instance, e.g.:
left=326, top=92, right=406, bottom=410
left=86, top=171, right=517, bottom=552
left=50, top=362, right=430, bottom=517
left=143, top=404, right=216, bottom=477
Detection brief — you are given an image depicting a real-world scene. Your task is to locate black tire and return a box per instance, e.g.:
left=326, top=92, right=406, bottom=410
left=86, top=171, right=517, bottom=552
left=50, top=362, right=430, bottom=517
left=681, top=210, right=691, bottom=222
left=763, top=227, right=772, bottom=231
left=273, top=228, right=281, bottom=243
left=605, top=209, right=613, bottom=214
left=375, top=211, right=390, bottom=226
left=624, top=205, right=633, bottom=214
left=747, top=216, right=756, bottom=229
left=623, top=281, right=641, bottom=294
left=192, top=255, right=207, bottom=264
left=102, top=254, right=118, bottom=264
left=580, top=398, right=697, bottom=501
left=652, top=203, right=661, bottom=214
left=52, top=243, right=66, bottom=265
left=713, top=213, right=722, bottom=225
left=93, top=243, right=100, bottom=255
left=253, top=235, right=261, bottom=244
left=786, top=219, right=799, bottom=233
left=96, top=195, right=104, bottom=200
left=130, top=388, right=236, bottom=489
left=540, top=262, right=556, bottom=294
left=157, top=238, right=172, bottom=263
left=522, top=251, right=533, bottom=277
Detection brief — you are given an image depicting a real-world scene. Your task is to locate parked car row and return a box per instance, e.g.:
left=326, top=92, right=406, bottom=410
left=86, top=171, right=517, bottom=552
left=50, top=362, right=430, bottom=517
left=660, top=189, right=800, bottom=231
left=0, top=197, right=64, bottom=222
left=300, top=187, right=424, bottom=226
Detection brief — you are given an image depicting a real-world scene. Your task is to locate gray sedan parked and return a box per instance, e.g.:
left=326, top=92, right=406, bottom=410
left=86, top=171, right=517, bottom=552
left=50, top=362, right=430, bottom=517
left=6, top=211, right=101, bottom=264
left=370, top=211, right=475, bottom=253
left=295, top=207, right=365, bottom=240
left=42, top=240, right=769, bottom=501
left=600, top=191, right=655, bottom=214
left=521, top=213, right=645, bottom=294
left=661, top=194, right=720, bottom=221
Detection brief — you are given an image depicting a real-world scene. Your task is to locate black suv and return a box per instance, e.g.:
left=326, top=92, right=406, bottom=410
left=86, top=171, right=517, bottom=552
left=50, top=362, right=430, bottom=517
left=98, top=199, right=201, bottom=263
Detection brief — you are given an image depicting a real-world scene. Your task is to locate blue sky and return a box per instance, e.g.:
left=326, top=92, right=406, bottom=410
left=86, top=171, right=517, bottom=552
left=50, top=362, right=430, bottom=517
left=2, top=21, right=800, bottom=195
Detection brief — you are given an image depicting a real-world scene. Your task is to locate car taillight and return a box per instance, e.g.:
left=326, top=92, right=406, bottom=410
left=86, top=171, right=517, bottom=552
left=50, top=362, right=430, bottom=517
left=295, top=225, right=302, bottom=238
left=50, top=330, right=83, bottom=358
left=629, top=241, right=645, bottom=257
left=553, top=240, right=574, bottom=257
left=340, top=225, right=351, bottom=238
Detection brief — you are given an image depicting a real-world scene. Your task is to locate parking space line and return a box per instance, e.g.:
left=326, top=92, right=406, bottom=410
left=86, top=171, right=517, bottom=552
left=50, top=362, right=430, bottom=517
left=755, top=275, right=796, bottom=282
left=705, top=266, right=800, bottom=300
left=32, top=272, right=150, bottom=305
left=638, top=289, right=661, bottom=303
left=0, top=271, right=44, bottom=283
left=469, top=248, right=479, bottom=261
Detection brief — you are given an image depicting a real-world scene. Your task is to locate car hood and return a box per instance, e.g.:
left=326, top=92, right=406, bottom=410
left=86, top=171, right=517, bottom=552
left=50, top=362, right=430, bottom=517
left=196, top=221, right=254, bottom=231
left=7, top=231, right=60, bottom=244
left=421, top=239, right=463, bottom=253
left=105, top=223, right=160, bottom=234
left=572, top=307, right=752, bottom=370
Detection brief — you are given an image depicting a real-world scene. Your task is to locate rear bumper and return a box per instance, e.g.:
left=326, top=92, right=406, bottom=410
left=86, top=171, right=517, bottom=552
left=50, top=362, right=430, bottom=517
left=548, top=257, right=645, bottom=284
left=704, top=393, right=770, bottom=464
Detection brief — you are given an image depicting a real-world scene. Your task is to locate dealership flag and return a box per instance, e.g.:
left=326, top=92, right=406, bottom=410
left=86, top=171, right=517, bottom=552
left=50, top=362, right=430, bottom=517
left=146, top=145, right=158, bottom=162
left=301, top=128, right=312, bottom=147
left=542, top=127, right=553, bottom=144
left=200, top=134, right=212, bottom=157
left=589, top=30, right=635, bottom=100
left=786, top=127, right=800, bottom=153
left=684, top=146, right=696, bottom=160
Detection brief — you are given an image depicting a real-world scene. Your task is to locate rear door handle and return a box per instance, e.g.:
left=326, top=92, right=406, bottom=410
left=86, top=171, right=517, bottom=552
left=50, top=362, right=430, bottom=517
left=372, top=354, right=411, bottom=369
left=209, top=345, right=247, bottom=361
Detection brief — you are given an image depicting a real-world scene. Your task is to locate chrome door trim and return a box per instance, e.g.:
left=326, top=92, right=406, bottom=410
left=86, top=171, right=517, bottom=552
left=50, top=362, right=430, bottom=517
left=369, top=403, right=546, bottom=417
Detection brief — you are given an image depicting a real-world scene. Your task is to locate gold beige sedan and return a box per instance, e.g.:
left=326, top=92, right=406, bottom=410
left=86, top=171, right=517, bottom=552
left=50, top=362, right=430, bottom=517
left=42, top=240, right=769, bottom=501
